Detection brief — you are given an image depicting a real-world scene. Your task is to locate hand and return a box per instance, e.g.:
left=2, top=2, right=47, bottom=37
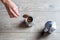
left=1, top=0, right=20, bottom=18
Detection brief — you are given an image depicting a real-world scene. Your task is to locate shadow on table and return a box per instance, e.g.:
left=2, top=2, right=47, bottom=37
left=17, top=20, right=31, bottom=29
left=16, top=21, right=51, bottom=40
left=36, top=29, right=51, bottom=40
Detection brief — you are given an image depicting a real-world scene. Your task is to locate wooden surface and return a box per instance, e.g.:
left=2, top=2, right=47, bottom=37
left=0, top=0, right=60, bottom=40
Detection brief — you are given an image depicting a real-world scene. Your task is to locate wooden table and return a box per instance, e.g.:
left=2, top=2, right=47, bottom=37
left=0, top=0, right=60, bottom=40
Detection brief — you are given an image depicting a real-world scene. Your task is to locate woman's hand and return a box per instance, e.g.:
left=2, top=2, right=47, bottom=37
left=1, top=0, right=20, bottom=18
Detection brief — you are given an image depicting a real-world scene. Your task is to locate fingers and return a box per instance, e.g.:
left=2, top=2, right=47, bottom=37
left=11, top=7, right=20, bottom=16
left=8, top=0, right=20, bottom=17
left=4, top=3, right=15, bottom=18
left=9, top=7, right=19, bottom=18
left=4, top=3, right=19, bottom=18
left=4, top=1, right=20, bottom=18
left=7, top=0, right=20, bottom=16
